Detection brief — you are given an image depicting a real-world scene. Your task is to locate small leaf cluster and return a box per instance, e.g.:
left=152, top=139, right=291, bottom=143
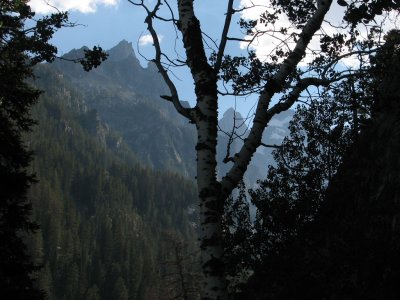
left=81, top=46, right=109, bottom=71
left=269, top=0, right=316, bottom=26
left=344, top=0, right=399, bottom=27
left=215, top=51, right=281, bottom=94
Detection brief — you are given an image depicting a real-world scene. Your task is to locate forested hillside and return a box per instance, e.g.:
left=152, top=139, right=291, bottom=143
left=24, top=44, right=289, bottom=299
left=26, top=64, right=199, bottom=300
left=4, top=1, right=399, bottom=299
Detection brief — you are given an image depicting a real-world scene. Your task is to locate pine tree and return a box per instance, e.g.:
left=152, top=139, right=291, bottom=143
left=0, top=1, right=106, bottom=297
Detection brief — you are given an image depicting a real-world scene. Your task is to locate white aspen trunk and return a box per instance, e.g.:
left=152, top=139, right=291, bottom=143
left=178, top=1, right=226, bottom=298
left=196, top=98, right=226, bottom=299
left=175, top=1, right=334, bottom=299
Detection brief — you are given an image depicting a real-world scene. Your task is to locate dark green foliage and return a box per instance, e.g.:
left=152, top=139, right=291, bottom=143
left=222, top=183, right=254, bottom=295
left=223, top=90, right=360, bottom=298
left=252, top=86, right=366, bottom=237
left=80, top=46, right=108, bottom=71
left=211, top=51, right=283, bottom=94
left=305, top=29, right=400, bottom=300
left=344, top=0, right=400, bottom=27
left=26, top=65, right=198, bottom=299
left=270, top=0, right=316, bottom=25
left=0, top=1, right=66, bottom=298
left=159, top=232, right=202, bottom=300
left=231, top=89, right=372, bottom=298
left=0, top=2, right=107, bottom=297
left=226, top=31, right=400, bottom=300
left=223, top=62, right=380, bottom=300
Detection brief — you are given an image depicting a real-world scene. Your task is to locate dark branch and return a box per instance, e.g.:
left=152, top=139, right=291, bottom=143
left=132, top=0, right=194, bottom=121
left=214, top=0, right=234, bottom=74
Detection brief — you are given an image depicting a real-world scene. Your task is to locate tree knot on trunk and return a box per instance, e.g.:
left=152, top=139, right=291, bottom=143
left=196, top=142, right=213, bottom=151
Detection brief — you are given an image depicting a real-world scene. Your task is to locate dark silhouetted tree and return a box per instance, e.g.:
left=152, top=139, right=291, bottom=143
left=230, top=30, right=400, bottom=300
left=0, top=1, right=106, bottom=298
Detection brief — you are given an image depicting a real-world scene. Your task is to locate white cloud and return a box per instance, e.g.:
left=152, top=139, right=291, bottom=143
left=238, top=0, right=305, bottom=63
left=139, top=34, right=163, bottom=46
left=237, top=0, right=397, bottom=67
left=238, top=0, right=346, bottom=65
left=29, top=0, right=119, bottom=14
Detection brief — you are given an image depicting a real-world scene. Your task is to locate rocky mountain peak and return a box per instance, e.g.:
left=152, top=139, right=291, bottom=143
left=219, top=108, right=247, bottom=135
left=146, top=61, right=159, bottom=73
left=61, top=46, right=88, bottom=61
left=107, top=40, right=137, bottom=62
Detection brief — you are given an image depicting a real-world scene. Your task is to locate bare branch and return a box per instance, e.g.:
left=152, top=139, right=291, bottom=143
left=260, top=142, right=282, bottom=149
left=133, top=0, right=194, bottom=121
left=321, top=48, right=378, bottom=80
left=226, top=36, right=253, bottom=43
left=201, top=31, right=219, bottom=51
left=214, top=0, right=234, bottom=74
left=233, top=2, right=269, bottom=14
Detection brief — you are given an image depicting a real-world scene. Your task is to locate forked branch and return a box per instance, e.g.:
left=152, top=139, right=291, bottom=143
left=220, top=0, right=335, bottom=197
left=134, top=0, right=194, bottom=121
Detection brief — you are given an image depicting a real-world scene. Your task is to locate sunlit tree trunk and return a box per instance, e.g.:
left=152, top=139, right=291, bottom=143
left=178, top=2, right=226, bottom=297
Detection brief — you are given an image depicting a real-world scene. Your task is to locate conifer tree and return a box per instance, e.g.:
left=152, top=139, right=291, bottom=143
left=0, top=1, right=105, bottom=297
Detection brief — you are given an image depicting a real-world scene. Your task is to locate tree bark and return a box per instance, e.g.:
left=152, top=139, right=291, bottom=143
left=178, top=1, right=225, bottom=298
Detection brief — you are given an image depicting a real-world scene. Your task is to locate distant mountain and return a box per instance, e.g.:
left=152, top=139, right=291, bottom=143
left=51, top=40, right=197, bottom=176
left=47, top=40, right=293, bottom=183
left=55, top=40, right=167, bottom=100
left=217, top=107, right=294, bottom=186
left=219, top=107, right=248, bottom=137
left=28, top=41, right=294, bottom=299
left=29, top=64, right=198, bottom=299
left=262, top=109, right=294, bottom=148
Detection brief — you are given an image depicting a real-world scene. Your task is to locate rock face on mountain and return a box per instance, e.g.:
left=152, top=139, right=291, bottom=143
left=217, top=108, right=293, bottom=185
left=47, top=40, right=293, bottom=183
left=56, top=40, right=167, bottom=100
left=52, top=40, right=197, bottom=176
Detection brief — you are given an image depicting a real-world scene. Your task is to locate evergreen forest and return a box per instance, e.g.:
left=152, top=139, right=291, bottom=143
left=2, top=1, right=400, bottom=300
left=26, top=65, right=200, bottom=299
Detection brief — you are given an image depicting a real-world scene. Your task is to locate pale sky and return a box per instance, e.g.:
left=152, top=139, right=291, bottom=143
left=28, top=0, right=254, bottom=115
left=28, top=0, right=398, bottom=116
